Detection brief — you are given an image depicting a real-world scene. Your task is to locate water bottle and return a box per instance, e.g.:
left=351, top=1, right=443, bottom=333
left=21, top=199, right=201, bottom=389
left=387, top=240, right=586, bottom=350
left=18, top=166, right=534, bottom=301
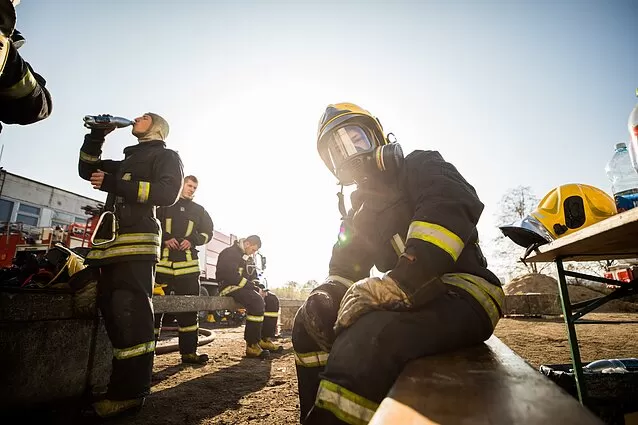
left=628, top=88, right=638, bottom=174
left=83, top=114, right=134, bottom=130
left=604, top=142, right=638, bottom=212
left=583, top=358, right=638, bottom=373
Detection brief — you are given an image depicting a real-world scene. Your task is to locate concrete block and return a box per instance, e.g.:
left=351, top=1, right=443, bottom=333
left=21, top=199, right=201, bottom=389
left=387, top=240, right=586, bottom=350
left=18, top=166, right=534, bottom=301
left=279, top=299, right=303, bottom=332
left=0, top=317, right=111, bottom=408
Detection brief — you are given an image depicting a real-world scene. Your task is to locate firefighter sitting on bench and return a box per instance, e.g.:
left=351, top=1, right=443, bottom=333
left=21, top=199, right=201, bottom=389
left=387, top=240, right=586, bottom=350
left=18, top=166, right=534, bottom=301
left=216, top=235, right=283, bottom=358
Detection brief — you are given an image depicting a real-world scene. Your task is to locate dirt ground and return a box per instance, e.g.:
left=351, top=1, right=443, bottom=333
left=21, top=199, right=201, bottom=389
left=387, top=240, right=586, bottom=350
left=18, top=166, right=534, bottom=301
left=100, top=313, right=637, bottom=425
left=122, top=325, right=299, bottom=425
left=7, top=312, right=637, bottom=424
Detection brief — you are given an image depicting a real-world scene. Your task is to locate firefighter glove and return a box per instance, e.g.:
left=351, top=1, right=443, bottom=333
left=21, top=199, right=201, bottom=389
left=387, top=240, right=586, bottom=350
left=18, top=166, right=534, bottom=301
left=334, top=275, right=411, bottom=335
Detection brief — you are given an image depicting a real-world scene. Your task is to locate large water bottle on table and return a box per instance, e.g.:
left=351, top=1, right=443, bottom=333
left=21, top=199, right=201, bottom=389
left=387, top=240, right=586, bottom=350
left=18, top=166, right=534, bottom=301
left=605, top=142, right=638, bottom=212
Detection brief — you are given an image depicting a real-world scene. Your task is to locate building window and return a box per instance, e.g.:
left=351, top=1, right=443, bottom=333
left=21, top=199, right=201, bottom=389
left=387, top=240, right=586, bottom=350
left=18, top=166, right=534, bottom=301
left=0, top=199, right=13, bottom=223
left=50, top=211, right=75, bottom=229
left=18, top=204, right=40, bottom=216
left=16, top=203, right=41, bottom=227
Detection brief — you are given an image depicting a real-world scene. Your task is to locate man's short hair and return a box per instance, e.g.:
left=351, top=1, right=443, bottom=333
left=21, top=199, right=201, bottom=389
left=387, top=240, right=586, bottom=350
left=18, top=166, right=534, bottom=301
left=246, top=235, right=262, bottom=249
left=184, top=175, right=198, bottom=184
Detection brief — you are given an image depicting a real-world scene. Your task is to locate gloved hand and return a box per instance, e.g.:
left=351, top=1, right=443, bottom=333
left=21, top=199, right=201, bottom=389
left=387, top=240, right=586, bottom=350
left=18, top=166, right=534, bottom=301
left=153, top=283, right=167, bottom=296
left=11, top=29, right=24, bottom=49
left=90, top=126, right=115, bottom=138
left=296, top=279, right=350, bottom=352
left=334, top=275, right=411, bottom=335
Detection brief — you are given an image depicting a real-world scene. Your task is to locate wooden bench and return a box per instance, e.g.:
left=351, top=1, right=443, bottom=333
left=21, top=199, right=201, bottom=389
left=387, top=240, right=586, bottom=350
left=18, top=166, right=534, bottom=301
left=368, top=336, right=604, bottom=425
left=154, top=295, right=304, bottom=331
left=153, top=295, right=240, bottom=313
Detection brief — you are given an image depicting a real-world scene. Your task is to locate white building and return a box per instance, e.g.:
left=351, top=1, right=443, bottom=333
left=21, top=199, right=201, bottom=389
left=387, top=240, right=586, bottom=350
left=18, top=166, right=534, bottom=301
left=0, top=169, right=103, bottom=229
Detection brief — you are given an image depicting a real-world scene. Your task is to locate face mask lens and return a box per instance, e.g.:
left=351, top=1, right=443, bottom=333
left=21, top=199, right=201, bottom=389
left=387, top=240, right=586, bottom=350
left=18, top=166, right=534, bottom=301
left=322, top=125, right=373, bottom=171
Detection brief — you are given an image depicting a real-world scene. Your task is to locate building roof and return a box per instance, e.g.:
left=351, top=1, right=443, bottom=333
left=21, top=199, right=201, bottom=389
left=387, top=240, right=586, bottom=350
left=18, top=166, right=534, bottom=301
left=1, top=169, right=103, bottom=204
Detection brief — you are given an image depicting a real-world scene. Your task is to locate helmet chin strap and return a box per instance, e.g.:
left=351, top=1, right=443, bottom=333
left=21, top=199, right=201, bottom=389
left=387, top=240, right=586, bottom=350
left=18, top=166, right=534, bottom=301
left=521, top=241, right=544, bottom=265
left=337, top=185, right=347, bottom=221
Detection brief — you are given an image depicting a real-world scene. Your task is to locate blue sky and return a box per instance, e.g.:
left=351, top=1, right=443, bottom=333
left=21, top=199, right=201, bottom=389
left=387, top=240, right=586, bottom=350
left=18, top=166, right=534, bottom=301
left=2, top=0, right=637, bottom=285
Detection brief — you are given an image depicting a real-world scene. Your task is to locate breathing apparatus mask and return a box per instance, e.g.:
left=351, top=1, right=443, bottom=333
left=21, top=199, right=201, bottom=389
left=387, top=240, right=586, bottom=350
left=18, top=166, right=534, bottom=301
left=317, top=103, right=404, bottom=186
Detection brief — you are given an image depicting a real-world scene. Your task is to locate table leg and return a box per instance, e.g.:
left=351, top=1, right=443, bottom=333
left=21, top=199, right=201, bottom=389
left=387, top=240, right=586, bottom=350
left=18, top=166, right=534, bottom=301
left=556, top=259, right=588, bottom=404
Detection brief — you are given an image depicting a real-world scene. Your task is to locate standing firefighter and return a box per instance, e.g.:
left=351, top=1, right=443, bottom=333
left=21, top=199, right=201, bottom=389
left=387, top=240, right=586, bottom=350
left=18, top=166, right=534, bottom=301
left=0, top=0, right=52, bottom=134
left=154, top=175, right=214, bottom=364
left=216, top=235, right=282, bottom=358
left=78, top=112, right=183, bottom=419
left=292, top=103, right=505, bottom=424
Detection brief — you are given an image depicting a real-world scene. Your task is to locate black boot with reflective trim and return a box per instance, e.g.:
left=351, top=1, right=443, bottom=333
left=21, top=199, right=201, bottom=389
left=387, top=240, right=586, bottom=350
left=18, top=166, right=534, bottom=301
left=181, top=353, right=209, bottom=365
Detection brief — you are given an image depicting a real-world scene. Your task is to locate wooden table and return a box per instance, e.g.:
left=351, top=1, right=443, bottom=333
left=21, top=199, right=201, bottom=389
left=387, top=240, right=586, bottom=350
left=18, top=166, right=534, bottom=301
left=526, top=207, right=638, bottom=405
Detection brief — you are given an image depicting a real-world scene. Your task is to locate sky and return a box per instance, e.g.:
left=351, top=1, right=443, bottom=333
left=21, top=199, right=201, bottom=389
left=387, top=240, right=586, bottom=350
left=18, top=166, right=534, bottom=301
left=2, top=0, right=637, bottom=287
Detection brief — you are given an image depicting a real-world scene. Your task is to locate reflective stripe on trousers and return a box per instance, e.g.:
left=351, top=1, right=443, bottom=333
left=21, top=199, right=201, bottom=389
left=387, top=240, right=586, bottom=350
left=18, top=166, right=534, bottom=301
left=442, top=273, right=504, bottom=328
left=314, top=379, right=379, bottom=425
left=113, top=340, right=156, bottom=360
left=295, top=350, right=329, bottom=367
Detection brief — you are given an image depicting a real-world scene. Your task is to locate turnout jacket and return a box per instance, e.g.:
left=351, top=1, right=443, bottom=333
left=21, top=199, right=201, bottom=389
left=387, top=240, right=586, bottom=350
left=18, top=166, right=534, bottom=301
left=0, top=42, right=52, bottom=133
left=156, top=197, right=214, bottom=277
left=78, top=133, right=184, bottom=266
left=327, top=150, right=503, bottom=322
left=215, top=241, right=258, bottom=295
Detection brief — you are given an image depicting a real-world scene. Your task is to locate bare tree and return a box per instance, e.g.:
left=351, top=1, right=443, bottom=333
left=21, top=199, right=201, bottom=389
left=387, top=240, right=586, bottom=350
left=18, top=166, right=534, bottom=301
left=489, top=186, right=541, bottom=279
left=495, top=186, right=539, bottom=227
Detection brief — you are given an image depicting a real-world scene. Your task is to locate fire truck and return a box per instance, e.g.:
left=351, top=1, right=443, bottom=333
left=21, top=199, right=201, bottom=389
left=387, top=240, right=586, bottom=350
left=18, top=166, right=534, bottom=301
left=0, top=205, right=101, bottom=269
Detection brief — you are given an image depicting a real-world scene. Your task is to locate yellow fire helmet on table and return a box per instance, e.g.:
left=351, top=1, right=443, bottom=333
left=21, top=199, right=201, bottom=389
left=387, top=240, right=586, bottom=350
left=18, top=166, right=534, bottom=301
left=500, top=183, right=617, bottom=249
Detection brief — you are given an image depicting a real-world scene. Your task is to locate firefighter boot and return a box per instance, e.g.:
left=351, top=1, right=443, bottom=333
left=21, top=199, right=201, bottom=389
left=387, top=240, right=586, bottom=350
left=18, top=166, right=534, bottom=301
left=181, top=353, right=209, bottom=365
left=259, top=337, right=283, bottom=353
left=246, top=342, right=270, bottom=358
left=92, top=398, right=145, bottom=419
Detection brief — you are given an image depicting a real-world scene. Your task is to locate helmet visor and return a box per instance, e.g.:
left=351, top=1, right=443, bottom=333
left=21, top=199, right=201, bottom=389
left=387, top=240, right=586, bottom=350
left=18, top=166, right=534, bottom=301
left=500, top=215, right=555, bottom=249
left=319, top=125, right=374, bottom=173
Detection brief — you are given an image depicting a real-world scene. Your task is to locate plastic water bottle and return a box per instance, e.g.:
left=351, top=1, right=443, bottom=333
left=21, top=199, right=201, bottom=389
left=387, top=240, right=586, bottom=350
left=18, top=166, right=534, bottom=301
left=628, top=89, right=638, bottom=174
left=583, top=358, right=638, bottom=373
left=605, top=142, right=638, bottom=212
left=83, top=114, right=134, bottom=130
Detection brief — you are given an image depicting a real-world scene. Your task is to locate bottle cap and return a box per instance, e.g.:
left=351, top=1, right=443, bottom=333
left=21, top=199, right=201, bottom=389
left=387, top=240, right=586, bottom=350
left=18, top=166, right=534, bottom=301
left=616, top=142, right=627, bottom=150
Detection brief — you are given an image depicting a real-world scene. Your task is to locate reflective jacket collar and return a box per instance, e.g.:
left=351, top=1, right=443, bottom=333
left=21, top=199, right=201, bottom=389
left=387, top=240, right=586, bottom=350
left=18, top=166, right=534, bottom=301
left=123, top=140, right=166, bottom=157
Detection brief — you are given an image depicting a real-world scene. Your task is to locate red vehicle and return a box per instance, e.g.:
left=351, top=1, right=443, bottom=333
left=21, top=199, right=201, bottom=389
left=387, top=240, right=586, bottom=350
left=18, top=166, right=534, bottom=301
left=0, top=205, right=100, bottom=268
left=604, top=265, right=637, bottom=285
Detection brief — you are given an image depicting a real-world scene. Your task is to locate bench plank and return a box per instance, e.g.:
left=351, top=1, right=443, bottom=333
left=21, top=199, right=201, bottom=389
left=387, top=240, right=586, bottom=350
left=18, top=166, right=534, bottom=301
left=153, top=295, right=240, bottom=313
left=369, top=336, right=603, bottom=425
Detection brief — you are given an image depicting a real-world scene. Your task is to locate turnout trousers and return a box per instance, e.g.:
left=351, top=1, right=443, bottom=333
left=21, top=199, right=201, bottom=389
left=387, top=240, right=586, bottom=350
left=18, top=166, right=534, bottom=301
left=298, top=286, right=495, bottom=425
left=227, top=286, right=265, bottom=344
left=154, top=273, right=200, bottom=354
left=262, top=292, right=280, bottom=339
left=98, top=261, right=156, bottom=400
